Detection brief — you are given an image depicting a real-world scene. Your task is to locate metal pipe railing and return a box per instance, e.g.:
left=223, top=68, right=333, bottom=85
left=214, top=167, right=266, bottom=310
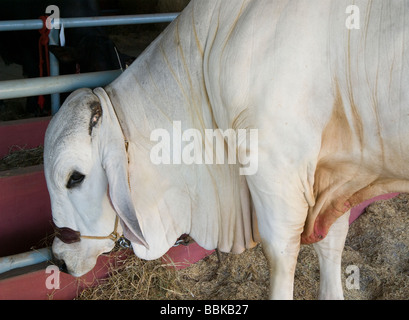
left=0, top=13, right=179, bottom=31
left=0, top=247, right=52, bottom=275
left=0, top=70, right=122, bottom=100
left=48, top=29, right=60, bottom=114
left=0, top=13, right=179, bottom=114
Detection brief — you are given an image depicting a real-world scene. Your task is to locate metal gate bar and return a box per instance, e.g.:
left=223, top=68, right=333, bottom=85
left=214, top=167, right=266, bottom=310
left=0, top=13, right=179, bottom=114
left=0, top=13, right=179, bottom=31
left=0, top=70, right=122, bottom=100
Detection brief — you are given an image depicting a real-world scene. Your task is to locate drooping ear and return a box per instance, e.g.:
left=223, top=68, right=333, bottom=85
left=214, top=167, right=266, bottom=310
left=92, top=87, right=149, bottom=249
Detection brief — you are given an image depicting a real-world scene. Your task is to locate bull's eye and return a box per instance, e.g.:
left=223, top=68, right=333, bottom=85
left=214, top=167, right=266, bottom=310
left=67, top=171, right=85, bottom=189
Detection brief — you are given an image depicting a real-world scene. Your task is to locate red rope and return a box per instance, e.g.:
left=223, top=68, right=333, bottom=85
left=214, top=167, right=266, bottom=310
left=38, top=16, right=50, bottom=110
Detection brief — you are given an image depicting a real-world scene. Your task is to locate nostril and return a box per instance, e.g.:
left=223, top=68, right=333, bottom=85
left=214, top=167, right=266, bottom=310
left=51, top=254, right=69, bottom=274
left=58, top=261, right=69, bottom=274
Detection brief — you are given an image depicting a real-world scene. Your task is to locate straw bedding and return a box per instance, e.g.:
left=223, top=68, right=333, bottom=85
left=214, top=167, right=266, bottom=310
left=78, top=194, right=409, bottom=300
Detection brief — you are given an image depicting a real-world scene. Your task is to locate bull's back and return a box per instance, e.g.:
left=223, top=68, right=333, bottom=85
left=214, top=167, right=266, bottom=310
left=208, top=0, right=409, bottom=174
left=327, top=0, right=409, bottom=174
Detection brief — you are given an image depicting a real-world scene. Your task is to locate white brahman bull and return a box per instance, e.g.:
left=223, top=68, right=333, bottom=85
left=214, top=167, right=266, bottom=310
left=44, top=0, right=409, bottom=299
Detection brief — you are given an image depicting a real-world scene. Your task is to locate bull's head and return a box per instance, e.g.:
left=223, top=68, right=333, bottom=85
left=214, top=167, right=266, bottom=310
left=44, top=88, right=148, bottom=276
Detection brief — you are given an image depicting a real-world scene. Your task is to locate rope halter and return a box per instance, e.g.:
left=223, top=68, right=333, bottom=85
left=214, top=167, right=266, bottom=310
left=52, top=216, right=120, bottom=244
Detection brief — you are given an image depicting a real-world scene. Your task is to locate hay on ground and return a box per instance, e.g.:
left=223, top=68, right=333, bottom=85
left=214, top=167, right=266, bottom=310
left=78, top=194, right=409, bottom=300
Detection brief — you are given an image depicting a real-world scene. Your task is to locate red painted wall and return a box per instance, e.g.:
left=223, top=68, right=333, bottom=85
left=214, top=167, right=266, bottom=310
left=0, top=165, right=52, bottom=257
left=0, top=117, right=50, bottom=158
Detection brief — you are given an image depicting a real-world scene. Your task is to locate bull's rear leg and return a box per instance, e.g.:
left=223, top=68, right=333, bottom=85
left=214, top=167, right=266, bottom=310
left=313, top=210, right=350, bottom=300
